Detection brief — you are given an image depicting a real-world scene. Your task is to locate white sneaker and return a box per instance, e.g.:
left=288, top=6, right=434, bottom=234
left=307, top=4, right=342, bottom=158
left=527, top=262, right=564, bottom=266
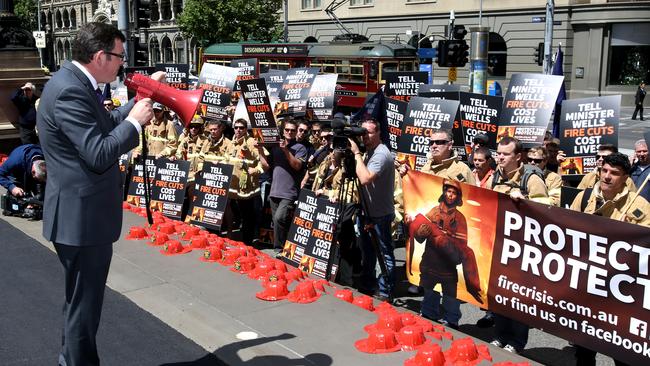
left=490, top=340, right=503, bottom=348
left=503, top=344, right=519, bottom=354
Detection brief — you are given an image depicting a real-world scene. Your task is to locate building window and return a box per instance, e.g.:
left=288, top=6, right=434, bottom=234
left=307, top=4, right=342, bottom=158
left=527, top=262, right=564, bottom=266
left=301, top=0, right=321, bottom=9
left=350, top=0, right=373, bottom=5
left=609, top=24, right=650, bottom=85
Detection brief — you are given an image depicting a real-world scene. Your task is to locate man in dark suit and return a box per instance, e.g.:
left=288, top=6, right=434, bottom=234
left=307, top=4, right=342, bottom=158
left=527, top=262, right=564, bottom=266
left=36, top=22, right=162, bottom=366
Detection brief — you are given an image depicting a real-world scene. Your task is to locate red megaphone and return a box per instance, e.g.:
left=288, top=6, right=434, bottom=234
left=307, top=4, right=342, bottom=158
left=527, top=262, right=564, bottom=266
left=124, top=73, right=204, bottom=127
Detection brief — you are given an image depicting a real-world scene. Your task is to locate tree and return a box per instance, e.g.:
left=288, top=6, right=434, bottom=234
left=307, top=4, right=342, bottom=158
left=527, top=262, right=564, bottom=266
left=177, top=0, right=283, bottom=45
left=14, top=0, right=38, bottom=32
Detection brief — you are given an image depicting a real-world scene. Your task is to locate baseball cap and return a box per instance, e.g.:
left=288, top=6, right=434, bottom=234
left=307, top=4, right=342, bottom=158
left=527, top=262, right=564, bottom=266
left=153, top=102, right=164, bottom=110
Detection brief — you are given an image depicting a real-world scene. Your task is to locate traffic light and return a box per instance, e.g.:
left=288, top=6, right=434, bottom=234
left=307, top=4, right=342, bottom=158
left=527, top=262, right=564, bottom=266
left=450, top=40, right=469, bottom=67
left=436, top=40, right=449, bottom=67
left=452, top=25, right=468, bottom=40
left=134, top=0, right=151, bottom=29
left=133, top=37, right=149, bottom=67
left=438, top=40, right=469, bottom=68
left=534, top=42, right=543, bottom=66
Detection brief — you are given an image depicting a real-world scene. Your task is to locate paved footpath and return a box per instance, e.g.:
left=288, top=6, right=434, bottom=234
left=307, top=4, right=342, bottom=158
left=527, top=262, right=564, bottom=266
left=0, top=207, right=617, bottom=366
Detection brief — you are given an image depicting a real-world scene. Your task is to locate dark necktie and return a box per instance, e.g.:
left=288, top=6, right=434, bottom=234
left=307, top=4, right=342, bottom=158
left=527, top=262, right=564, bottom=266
left=95, top=88, right=104, bottom=106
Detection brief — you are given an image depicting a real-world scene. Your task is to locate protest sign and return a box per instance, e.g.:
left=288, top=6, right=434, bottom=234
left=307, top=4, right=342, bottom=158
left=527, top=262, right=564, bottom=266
left=155, top=63, right=190, bottom=90
left=278, top=67, right=318, bottom=116
left=384, top=71, right=428, bottom=102
left=231, top=58, right=258, bottom=92
left=397, top=97, right=460, bottom=169
left=118, top=153, right=130, bottom=195
left=559, top=95, right=620, bottom=175
left=418, top=83, right=461, bottom=96
left=385, top=98, right=408, bottom=152
left=240, top=78, right=280, bottom=144
left=307, top=74, right=338, bottom=121
left=189, top=162, right=233, bottom=231
left=403, top=171, right=650, bottom=366
left=197, top=63, right=239, bottom=121
left=261, top=70, right=287, bottom=100
left=150, top=158, right=190, bottom=220
left=414, top=91, right=466, bottom=160
left=459, top=92, right=502, bottom=150
left=126, top=156, right=156, bottom=207
left=499, top=73, right=564, bottom=147
left=279, top=190, right=339, bottom=279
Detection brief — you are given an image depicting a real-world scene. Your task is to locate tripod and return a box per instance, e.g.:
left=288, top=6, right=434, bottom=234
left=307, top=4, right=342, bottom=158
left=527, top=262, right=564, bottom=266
left=324, top=150, right=389, bottom=282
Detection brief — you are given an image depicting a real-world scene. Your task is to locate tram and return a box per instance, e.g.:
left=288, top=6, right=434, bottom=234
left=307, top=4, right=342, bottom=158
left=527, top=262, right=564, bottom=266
left=200, top=41, right=418, bottom=108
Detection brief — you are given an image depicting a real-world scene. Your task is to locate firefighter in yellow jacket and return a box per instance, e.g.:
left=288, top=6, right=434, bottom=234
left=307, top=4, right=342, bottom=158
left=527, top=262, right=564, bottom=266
left=225, top=119, right=263, bottom=244
left=175, top=115, right=208, bottom=182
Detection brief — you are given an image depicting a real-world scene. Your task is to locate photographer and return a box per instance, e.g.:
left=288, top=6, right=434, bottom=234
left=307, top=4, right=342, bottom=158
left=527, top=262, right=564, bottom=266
left=0, top=144, right=46, bottom=198
left=258, top=120, right=307, bottom=251
left=10, top=82, right=39, bottom=144
left=348, top=118, right=395, bottom=303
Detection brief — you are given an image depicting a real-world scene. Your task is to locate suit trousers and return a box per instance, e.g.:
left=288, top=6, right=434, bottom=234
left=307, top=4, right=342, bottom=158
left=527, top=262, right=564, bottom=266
left=54, top=243, right=112, bottom=366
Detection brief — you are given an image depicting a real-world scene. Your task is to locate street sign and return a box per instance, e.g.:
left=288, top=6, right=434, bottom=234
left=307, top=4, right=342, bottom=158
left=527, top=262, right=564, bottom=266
left=417, top=48, right=436, bottom=59
left=448, top=67, right=457, bottom=82
left=33, top=31, right=46, bottom=48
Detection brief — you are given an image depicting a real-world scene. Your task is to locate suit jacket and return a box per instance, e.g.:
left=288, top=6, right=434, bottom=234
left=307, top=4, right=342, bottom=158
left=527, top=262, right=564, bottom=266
left=36, top=61, right=139, bottom=246
left=0, top=144, right=43, bottom=192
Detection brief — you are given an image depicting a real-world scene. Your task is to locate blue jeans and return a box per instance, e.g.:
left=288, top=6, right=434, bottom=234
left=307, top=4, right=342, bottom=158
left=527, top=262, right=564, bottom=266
left=357, top=213, right=395, bottom=297
left=421, top=288, right=462, bottom=325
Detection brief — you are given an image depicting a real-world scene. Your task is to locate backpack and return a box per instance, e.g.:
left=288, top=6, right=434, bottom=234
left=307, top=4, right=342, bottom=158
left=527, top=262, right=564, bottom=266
left=491, top=164, right=545, bottom=196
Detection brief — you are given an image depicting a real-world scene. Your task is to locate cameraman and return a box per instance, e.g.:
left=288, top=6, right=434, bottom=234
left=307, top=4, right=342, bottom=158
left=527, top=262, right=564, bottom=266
left=0, top=143, right=46, bottom=198
left=348, top=118, right=396, bottom=303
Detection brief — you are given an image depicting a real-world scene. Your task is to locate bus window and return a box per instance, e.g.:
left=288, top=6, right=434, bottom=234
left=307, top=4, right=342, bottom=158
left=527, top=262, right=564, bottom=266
left=379, top=61, right=398, bottom=84
left=350, top=64, right=364, bottom=83
left=260, top=59, right=290, bottom=71
left=206, top=58, right=230, bottom=67
left=399, top=61, right=415, bottom=71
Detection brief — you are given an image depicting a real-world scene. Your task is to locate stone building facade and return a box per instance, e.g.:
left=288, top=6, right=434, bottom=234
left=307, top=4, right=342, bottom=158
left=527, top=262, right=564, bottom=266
left=38, top=0, right=199, bottom=72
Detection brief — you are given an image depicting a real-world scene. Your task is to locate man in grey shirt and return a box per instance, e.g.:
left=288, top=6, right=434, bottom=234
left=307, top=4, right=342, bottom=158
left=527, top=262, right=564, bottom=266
left=349, top=118, right=395, bottom=302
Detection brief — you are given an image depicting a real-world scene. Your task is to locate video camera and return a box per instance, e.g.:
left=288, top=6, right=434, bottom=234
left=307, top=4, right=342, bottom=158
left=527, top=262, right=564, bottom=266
left=331, top=117, right=367, bottom=151
left=1, top=193, right=43, bottom=220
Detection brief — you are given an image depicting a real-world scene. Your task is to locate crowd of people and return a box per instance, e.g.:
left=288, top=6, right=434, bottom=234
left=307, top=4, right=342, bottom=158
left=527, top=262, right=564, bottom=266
left=3, top=23, right=649, bottom=366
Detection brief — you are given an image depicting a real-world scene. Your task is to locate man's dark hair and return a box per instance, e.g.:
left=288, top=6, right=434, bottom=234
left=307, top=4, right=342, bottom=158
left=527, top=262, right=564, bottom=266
left=603, top=153, right=631, bottom=174
left=473, top=146, right=492, bottom=160
left=72, top=22, right=125, bottom=63
left=498, top=136, right=523, bottom=155
left=598, top=143, right=618, bottom=154
left=233, top=118, right=248, bottom=128
left=433, top=128, right=454, bottom=142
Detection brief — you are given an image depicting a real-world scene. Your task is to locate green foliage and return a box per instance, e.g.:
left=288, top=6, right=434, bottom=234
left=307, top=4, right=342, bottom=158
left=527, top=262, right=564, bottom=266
left=177, top=0, right=283, bottom=45
left=14, top=0, right=38, bottom=32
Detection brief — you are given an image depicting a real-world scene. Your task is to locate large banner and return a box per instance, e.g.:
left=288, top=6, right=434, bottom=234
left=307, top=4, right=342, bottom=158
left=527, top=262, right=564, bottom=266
left=155, top=63, right=190, bottom=90
left=499, top=73, right=564, bottom=147
left=404, top=171, right=650, bottom=365
left=188, top=162, right=233, bottom=231
left=198, top=64, right=239, bottom=120
left=397, top=96, right=460, bottom=169
left=126, top=156, right=156, bottom=207
left=384, top=71, right=428, bottom=102
left=240, top=78, right=280, bottom=144
left=559, top=95, right=621, bottom=176
left=279, top=190, right=339, bottom=280
left=150, top=158, right=190, bottom=220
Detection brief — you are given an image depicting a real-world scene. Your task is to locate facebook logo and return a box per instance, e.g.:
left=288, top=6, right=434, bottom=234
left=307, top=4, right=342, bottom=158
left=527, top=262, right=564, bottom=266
left=629, top=317, right=648, bottom=338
